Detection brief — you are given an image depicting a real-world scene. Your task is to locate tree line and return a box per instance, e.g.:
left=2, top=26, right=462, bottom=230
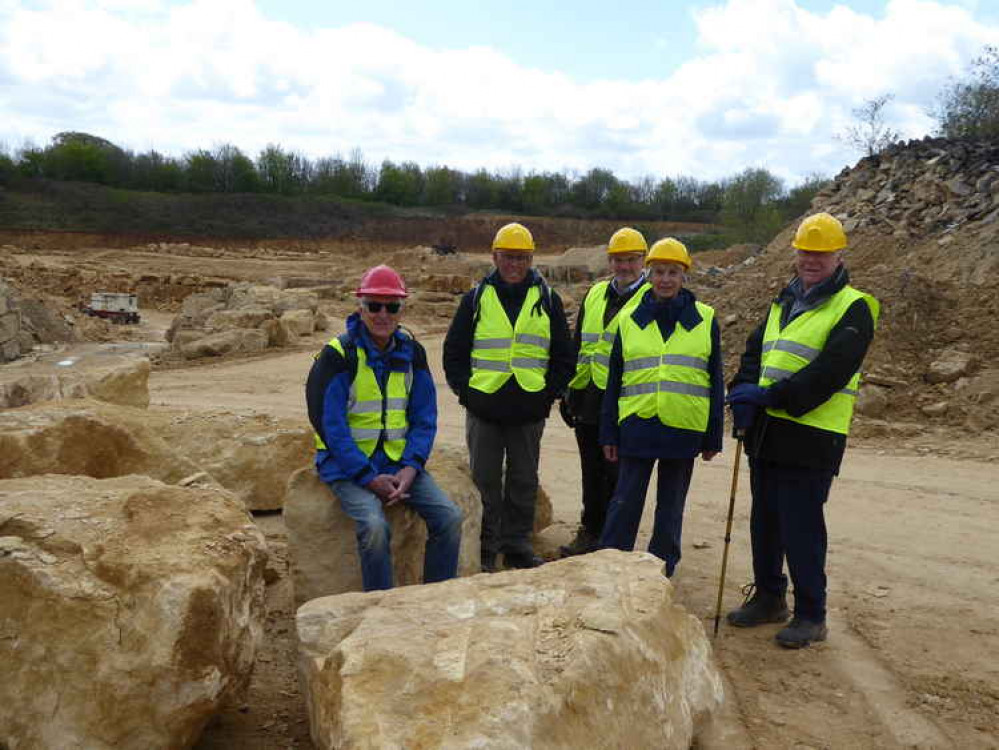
left=0, top=132, right=826, bottom=245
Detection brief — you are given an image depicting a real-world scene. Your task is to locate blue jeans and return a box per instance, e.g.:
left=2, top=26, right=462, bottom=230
left=599, top=456, right=695, bottom=577
left=330, top=472, right=463, bottom=592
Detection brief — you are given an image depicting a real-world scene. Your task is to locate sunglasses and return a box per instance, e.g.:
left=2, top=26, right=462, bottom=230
left=363, top=301, right=402, bottom=314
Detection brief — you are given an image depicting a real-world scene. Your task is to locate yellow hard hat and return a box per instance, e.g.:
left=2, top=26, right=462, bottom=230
left=607, top=227, right=648, bottom=255
left=792, top=212, right=847, bottom=252
left=646, top=237, right=691, bottom=270
left=492, top=222, right=535, bottom=252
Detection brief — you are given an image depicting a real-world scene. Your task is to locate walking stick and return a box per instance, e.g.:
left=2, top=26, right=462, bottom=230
left=713, top=432, right=743, bottom=638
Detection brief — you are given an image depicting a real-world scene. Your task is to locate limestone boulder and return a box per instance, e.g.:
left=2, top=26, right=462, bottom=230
left=297, top=550, right=724, bottom=750
left=147, top=410, right=314, bottom=511
left=284, top=448, right=482, bottom=605
left=856, top=384, right=890, bottom=418
left=281, top=308, right=316, bottom=336
left=925, top=351, right=978, bottom=384
left=207, top=306, right=274, bottom=331
left=0, top=353, right=151, bottom=410
left=0, top=401, right=200, bottom=482
left=180, top=328, right=268, bottom=359
left=0, top=474, right=268, bottom=750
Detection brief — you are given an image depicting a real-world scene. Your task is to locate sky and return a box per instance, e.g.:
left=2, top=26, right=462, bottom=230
left=2, top=0, right=999, bottom=186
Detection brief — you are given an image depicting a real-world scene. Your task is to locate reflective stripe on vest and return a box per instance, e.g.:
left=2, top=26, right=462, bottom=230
left=760, top=286, right=880, bottom=435
left=617, top=301, right=714, bottom=432
left=470, top=284, right=551, bottom=393
left=569, top=279, right=649, bottom=392
left=313, top=336, right=411, bottom=459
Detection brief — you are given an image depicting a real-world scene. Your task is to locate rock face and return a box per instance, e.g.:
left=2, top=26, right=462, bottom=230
left=296, top=550, right=724, bottom=750
left=0, top=352, right=150, bottom=409
left=168, top=283, right=319, bottom=360
left=0, top=280, right=21, bottom=362
left=284, top=448, right=482, bottom=605
left=0, top=474, right=268, bottom=750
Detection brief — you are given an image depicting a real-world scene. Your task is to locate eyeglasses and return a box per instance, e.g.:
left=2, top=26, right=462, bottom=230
left=363, top=301, right=402, bottom=314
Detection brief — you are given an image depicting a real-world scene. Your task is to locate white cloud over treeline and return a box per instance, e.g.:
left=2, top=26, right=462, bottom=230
left=2, top=0, right=998, bottom=182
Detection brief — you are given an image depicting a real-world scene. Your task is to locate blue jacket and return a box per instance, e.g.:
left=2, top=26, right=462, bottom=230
left=306, top=313, right=438, bottom=486
left=600, top=288, right=724, bottom=459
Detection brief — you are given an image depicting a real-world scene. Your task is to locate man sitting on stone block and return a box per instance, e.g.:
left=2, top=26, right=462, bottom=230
left=306, top=264, right=462, bottom=591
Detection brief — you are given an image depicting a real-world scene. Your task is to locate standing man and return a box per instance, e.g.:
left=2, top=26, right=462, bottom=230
left=559, top=227, right=649, bottom=557
left=306, top=265, right=463, bottom=592
left=599, top=238, right=724, bottom=578
left=443, top=222, right=574, bottom=572
left=726, top=212, right=879, bottom=648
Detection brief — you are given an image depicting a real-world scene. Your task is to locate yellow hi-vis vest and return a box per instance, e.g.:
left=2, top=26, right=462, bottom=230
left=569, top=279, right=650, bottom=391
left=618, top=301, right=714, bottom=432
left=313, top=337, right=412, bottom=460
left=759, top=286, right=879, bottom=435
left=470, top=284, right=551, bottom=394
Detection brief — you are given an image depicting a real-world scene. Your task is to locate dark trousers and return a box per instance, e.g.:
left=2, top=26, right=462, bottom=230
left=749, top=458, right=834, bottom=622
left=466, top=412, right=545, bottom=557
left=574, top=422, right=618, bottom=537
left=599, top=456, right=694, bottom=577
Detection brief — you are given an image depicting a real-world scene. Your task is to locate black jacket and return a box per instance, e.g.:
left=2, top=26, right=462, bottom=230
left=567, top=276, right=647, bottom=425
left=443, top=269, right=574, bottom=425
left=730, top=266, right=877, bottom=474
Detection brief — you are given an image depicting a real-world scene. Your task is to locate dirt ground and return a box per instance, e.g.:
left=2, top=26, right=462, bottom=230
left=3, top=237, right=998, bottom=748
left=138, top=331, right=997, bottom=750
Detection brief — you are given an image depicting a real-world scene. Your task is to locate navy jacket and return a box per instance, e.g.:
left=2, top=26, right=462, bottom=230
left=730, top=266, right=876, bottom=474
left=600, top=288, right=724, bottom=459
left=306, top=313, right=437, bottom=485
left=442, top=268, right=574, bottom=425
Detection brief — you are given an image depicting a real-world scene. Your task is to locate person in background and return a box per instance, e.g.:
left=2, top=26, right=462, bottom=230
left=306, top=265, right=462, bottom=591
left=559, top=227, right=649, bottom=557
left=599, top=238, right=723, bottom=578
left=443, top=223, right=575, bottom=572
left=726, top=212, right=878, bottom=648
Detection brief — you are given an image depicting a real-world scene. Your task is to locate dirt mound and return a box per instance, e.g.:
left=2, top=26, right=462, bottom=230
left=699, top=137, right=999, bottom=439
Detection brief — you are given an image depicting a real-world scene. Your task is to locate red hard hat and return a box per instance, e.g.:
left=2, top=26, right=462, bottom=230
left=356, top=265, right=408, bottom=298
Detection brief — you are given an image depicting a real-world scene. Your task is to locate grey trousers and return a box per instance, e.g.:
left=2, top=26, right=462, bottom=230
left=465, top=411, right=545, bottom=557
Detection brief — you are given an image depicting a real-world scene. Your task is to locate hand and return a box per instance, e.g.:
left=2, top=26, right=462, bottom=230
left=387, top=466, right=418, bottom=505
left=701, top=451, right=719, bottom=462
left=558, top=399, right=577, bottom=429
left=366, top=474, right=399, bottom=503
left=726, top=383, right=772, bottom=407
left=730, top=401, right=758, bottom=431
left=602, top=445, right=618, bottom=463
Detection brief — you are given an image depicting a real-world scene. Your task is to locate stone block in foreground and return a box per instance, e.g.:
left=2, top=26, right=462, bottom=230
left=296, top=549, right=724, bottom=750
left=0, top=475, right=268, bottom=750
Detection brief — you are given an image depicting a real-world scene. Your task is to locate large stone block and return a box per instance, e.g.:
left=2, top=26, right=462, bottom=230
left=180, top=328, right=268, bottom=359
left=281, top=308, right=316, bottom=336
left=0, top=354, right=150, bottom=410
left=284, top=448, right=482, bottom=605
left=297, top=550, right=724, bottom=750
left=0, top=474, right=268, bottom=750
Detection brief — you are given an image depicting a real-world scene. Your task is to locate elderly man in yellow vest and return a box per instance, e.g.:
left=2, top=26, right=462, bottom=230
left=559, top=227, right=650, bottom=557
left=599, top=238, right=724, bottom=578
left=306, top=265, right=463, bottom=591
left=726, top=213, right=879, bottom=648
left=443, top=223, right=575, bottom=572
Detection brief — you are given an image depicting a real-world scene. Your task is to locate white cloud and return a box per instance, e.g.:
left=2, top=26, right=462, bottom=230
left=1, top=0, right=998, bottom=183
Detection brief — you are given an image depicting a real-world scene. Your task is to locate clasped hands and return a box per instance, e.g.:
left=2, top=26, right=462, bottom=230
left=725, top=383, right=772, bottom=431
left=366, top=466, right=418, bottom=506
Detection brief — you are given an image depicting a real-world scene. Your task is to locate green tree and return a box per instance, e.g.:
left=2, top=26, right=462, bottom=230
left=212, top=143, right=259, bottom=193
left=780, top=173, right=831, bottom=222
left=721, top=167, right=785, bottom=243
left=43, top=132, right=130, bottom=185
left=424, top=165, right=461, bottom=205
left=131, top=150, right=184, bottom=191
left=935, top=45, right=999, bottom=138
left=376, top=160, right=423, bottom=205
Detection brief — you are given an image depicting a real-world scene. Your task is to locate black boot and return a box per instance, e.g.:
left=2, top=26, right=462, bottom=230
left=480, top=553, right=498, bottom=574
left=503, top=550, right=544, bottom=569
left=726, top=584, right=790, bottom=627
left=559, top=527, right=598, bottom=558
left=775, top=618, right=828, bottom=648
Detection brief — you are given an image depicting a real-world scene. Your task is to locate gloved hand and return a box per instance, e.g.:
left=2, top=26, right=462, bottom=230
left=726, top=383, right=772, bottom=407
left=558, top=398, right=577, bottom=429
left=730, top=401, right=758, bottom=431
